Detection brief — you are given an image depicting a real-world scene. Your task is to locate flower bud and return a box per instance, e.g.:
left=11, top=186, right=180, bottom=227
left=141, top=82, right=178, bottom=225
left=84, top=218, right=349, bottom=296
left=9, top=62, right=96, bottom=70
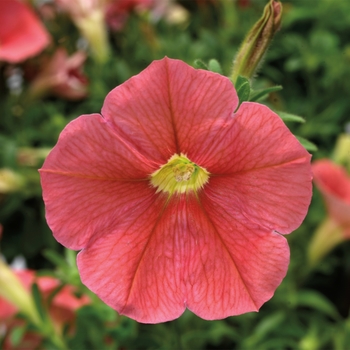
left=231, top=0, right=282, bottom=83
left=308, top=218, right=344, bottom=266
left=0, top=168, right=23, bottom=194
left=0, top=261, right=40, bottom=326
left=55, top=0, right=110, bottom=63
left=75, top=9, right=110, bottom=63
left=333, top=133, right=350, bottom=167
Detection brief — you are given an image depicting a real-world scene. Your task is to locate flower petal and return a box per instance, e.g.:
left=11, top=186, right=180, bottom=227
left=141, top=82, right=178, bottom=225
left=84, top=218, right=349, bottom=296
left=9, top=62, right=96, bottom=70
left=78, top=193, right=289, bottom=323
left=77, top=194, right=184, bottom=323
left=201, top=102, right=311, bottom=174
left=313, top=160, right=350, bottom=231
left=0, top=0, right=50, bottom=63
left=187, top=195, right=289, bottom=319
left=40, top=114, right=158, bottom=249
left=101, top=57, right=239, bottom=164
left=205, top=166, right=311, bottom=235
left=199, top=102, right=312, bottom=234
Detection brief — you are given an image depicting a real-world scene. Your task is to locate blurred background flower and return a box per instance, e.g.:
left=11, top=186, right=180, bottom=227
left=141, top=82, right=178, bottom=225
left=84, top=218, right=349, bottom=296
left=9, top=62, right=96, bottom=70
left=28, top=48, right=88, bottom=101
left=309, top=154, right=350, bottom=265
left=0, top=0, right=51, bottom=63
left=0, top=265, right=90, bottom=349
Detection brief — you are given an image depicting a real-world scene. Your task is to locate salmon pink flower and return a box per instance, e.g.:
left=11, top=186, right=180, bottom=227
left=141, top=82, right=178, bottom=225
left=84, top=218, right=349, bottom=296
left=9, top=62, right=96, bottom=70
left=29, top=48, right=88, bottom=101
left=0, top=0, right=50, bottom=63
left=40, top=57, right=312, bottom=323
left=312, top=160, right=350, bottom=234
left=309, top=160, right=350, bottom=264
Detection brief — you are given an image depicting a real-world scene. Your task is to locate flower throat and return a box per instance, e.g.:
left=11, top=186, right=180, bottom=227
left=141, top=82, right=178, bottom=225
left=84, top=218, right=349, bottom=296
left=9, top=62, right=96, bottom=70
left=150, top=154, right=209, bottom=195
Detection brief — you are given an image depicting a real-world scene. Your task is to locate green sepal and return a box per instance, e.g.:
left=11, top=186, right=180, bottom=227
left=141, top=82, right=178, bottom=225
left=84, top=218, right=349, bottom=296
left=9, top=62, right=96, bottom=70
left=65, top=248, right=78, bottom=268
left=296, top=136, right=318, bottom=152
left=249, top=85, right=283, bottom=102
left=47, top=284, right=66, bottom=308
left=235, top=76, right=251, bottom=107
left=193, top=59, right=208, bottom=70
left=31, top=282, right=48, bottom=324
left=277, top=111, right=305, bottom=123
left=208, top=59, right=222, bottom=74
left=9, top=324, right=27, bottom=346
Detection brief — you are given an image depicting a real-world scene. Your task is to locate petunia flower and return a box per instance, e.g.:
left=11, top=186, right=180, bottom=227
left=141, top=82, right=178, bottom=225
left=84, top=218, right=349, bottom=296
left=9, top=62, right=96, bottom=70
left=105, top=0, right=153, bottom=31
left=28, top=48, right=88, bottom=101
left=0, top=0, right=50, bottom=63
left=40, top=57, right=312, bottom=323
left=309, top=160, right=350, bottom=265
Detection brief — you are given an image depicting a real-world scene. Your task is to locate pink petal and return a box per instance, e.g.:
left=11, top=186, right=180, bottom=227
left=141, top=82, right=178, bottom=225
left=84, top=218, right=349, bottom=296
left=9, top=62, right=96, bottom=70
left=77, top=194, right=179, bottom=323
left=35, top=276, right=89, bottom=309
left=188, top=195, right=289, bottom=319
left=40, top=114, right=159, bottom=249
left=78, top=194, right=289, bottom=323
left=0, top=0, right=50, bottom=63
left=101, top=57, right=239, bottom=164
left=313, top=160, right=350, bottom=232
left=51, top=285, right=90, bottom=311
left=202, top=102, right=311, bottom=174
left=198, top=102, right=312, bottom=234
left=35, top=275, right=60, bottom=293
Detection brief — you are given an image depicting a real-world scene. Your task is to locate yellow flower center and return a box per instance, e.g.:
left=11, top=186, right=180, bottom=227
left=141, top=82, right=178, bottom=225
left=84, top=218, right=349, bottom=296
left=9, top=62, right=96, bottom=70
left=150, top=153, right=210, bottom=195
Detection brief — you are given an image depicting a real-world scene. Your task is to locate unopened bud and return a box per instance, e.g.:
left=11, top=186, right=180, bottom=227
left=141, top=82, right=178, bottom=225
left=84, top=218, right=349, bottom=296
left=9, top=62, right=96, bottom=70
left=308, top=218, right=345, bottom=266
left=333, top=134, right=350, bottom=167
left=0, top=261, right=40, bottom=325
left=0, top=168, right=23, bottom=194
left=231, top=0, right=282, bottom=83
left=76, top=10, right=110, bottom=63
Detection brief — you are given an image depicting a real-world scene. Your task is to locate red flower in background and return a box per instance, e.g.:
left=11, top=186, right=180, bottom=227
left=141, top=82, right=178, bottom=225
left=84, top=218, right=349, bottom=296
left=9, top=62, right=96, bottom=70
left=0, top=0, right=50, bottom=63
left=40, top=58, right=312, bottom=323
left=308, top=159, right=350, bottom=265
left=312, top=160, right=350, bottom=237
left=29, top=48, right=88, bottom=101
left=0, top=270, right=89, bottom=349
left=106, top=0, right=153, bottom=31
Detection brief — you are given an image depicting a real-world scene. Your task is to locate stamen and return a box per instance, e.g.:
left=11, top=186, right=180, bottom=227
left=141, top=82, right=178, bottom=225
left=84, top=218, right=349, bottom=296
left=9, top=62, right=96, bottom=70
left=150, top=154, right=209, bottom=195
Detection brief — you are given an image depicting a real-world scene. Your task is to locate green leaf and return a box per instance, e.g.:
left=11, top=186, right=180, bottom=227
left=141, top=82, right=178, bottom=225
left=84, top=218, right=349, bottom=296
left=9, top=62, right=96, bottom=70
left=235, top=76, right=251, bottom=107
left=9, top=325, right=27, bottom=346
left=243, top=312, right=286, bottom=348
left=43, top=249, right=68, bottom=269
left=31, top=282, right=48, bottom=323
left=253, top=311, right=286, bottom=338
left=193, top=59, right=208, bottom=70
left=47, top=283, right=65, bottom=308
left=295, top=290, right=340, bottom=320
left=249, top=85, right=283, bottom=102
left=278, top=111, right=305, bottom=123
left=296, top=136, right=318, bottom=152
left=208, top=59, right=222, bottom=74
